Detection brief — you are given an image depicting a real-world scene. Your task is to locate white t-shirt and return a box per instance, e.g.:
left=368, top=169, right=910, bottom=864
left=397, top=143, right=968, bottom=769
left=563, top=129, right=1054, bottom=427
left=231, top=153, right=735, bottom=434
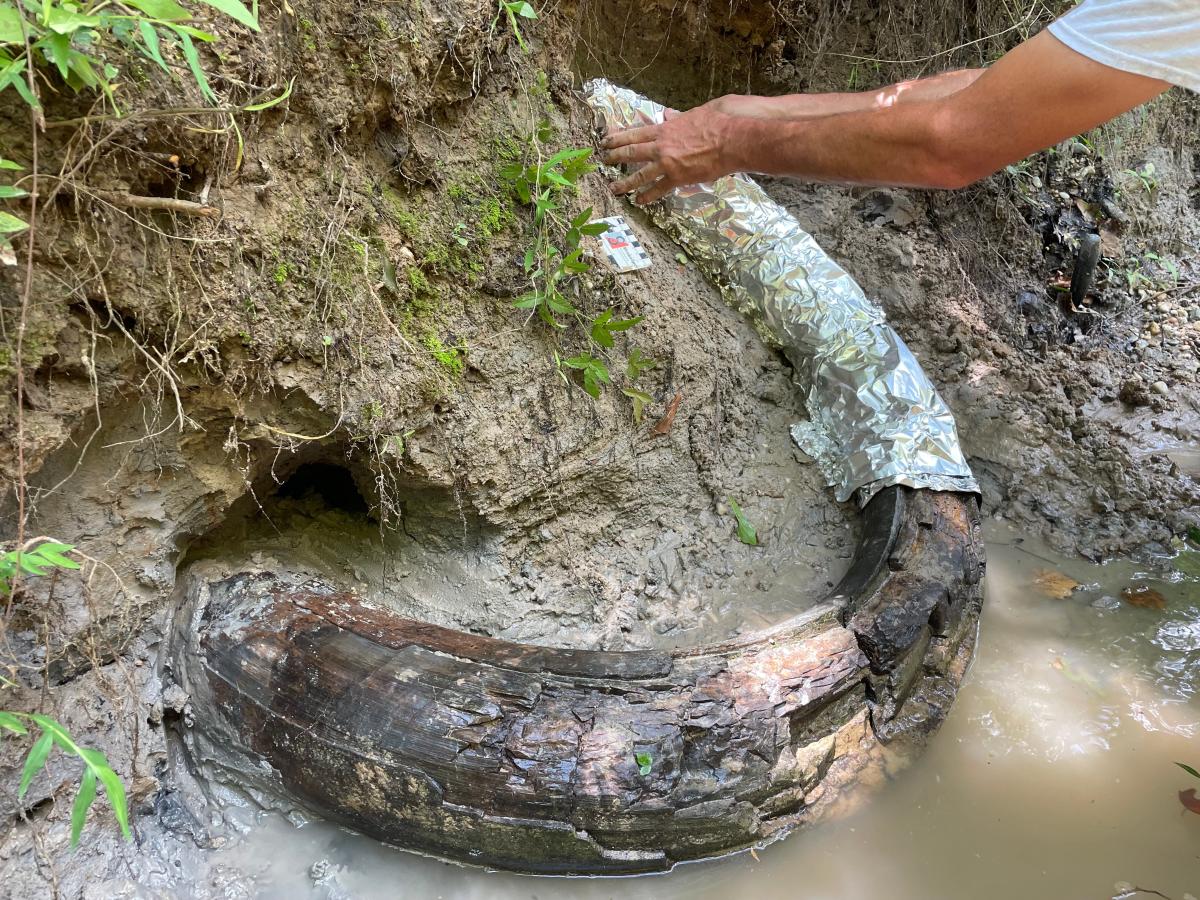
left=1048, top=0, right=1200, bottom=92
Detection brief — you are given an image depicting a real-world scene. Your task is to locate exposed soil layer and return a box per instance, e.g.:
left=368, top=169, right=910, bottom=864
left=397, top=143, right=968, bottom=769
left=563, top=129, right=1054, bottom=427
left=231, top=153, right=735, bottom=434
left=0, top=0, right=1197, bottom=894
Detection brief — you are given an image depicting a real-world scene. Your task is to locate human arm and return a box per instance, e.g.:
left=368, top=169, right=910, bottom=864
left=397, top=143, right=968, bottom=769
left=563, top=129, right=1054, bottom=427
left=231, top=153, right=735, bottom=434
left=603, top=30, right=1171, bottom=202
left=709, top=68, right=984, bottom=120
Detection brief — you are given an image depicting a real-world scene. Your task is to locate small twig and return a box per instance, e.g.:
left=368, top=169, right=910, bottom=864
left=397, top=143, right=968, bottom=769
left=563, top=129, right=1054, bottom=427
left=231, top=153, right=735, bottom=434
left=68, top=186, right=220, bottom=218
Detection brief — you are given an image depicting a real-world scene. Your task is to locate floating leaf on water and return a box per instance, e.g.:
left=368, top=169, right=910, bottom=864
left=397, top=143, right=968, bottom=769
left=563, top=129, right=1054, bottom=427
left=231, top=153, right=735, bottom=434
left=1176, top=762, right=1200, bottom=781
left=750, top=847, right=760, bottom=862
left=1121, top=585, right=1166, bottom=610
left=1033, top=569, right=1080, bottom=600
left=1179, top=788, right=1200, bottom=815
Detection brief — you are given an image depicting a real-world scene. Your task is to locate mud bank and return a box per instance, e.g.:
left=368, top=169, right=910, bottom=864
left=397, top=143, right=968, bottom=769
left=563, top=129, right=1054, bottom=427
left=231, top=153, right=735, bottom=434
left=1, top=0, right=1197, bottom=893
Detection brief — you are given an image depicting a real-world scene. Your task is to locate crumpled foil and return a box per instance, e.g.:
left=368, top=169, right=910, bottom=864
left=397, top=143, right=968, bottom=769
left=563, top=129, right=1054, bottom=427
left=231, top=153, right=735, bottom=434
left=582, top=78, right=979, bottom=505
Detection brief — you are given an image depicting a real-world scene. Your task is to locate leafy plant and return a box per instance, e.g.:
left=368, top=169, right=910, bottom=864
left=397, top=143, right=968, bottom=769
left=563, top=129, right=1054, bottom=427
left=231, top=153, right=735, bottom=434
left=0, top=710, right=130, bottom=847
left=502, top=125, right=657, bottom=410
left=625, top=348, right=656, bottom=381
left=0, top=0, right=260, bottom=114
left=0, top=540, right=80, bottom=594
left=589, top=308, right=642, bottom=349
left=1121, top=162, right=1157, bottom=197
left=492, top=0, right=536, bottom=52
left=727, top=498, right=758, bottom=546
left=0, top=156, right=26, bottom=249
left=634, top=750, right=653, bottom=776
left=559, top=351, right=609, bottom=399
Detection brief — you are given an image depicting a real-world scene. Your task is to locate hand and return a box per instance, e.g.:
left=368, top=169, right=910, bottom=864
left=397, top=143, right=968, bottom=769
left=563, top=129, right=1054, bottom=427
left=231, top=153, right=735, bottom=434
left=602, top=102, right=741, bottom=205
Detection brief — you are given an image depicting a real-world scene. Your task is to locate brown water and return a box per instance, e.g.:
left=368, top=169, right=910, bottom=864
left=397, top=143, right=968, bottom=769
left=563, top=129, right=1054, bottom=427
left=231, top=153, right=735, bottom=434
left=199, top=523, right=1200, bottom=899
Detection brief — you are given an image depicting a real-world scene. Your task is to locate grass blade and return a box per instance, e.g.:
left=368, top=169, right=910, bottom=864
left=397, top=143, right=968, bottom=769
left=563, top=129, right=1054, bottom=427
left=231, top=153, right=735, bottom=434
left=82, top=748, right=131, bottom=840
left=175, top=29, right=215, bottom=103
left=18, top=732, right=53, bottom=799
left=195, top=0, right=259, bottom=31
left=243, top=76, right=294, bottom=111
left=70, top=768, right=97, bottom=847
left=138, top=21, right=170, bottom=73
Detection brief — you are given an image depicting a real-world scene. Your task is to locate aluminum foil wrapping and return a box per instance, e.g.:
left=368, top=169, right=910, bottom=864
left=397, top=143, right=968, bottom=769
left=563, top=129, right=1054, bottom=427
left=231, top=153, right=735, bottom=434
left=582, top=79, right=980, bottom=505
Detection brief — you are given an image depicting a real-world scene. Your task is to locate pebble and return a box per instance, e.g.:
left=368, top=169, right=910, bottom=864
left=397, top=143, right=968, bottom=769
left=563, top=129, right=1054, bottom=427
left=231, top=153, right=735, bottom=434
left=1152, top=380, right=1170, bottom=397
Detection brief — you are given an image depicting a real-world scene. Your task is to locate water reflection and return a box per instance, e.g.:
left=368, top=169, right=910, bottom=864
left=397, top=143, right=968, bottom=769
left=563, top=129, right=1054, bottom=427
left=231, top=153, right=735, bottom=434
left=202, top=523, right=1200, bottom=900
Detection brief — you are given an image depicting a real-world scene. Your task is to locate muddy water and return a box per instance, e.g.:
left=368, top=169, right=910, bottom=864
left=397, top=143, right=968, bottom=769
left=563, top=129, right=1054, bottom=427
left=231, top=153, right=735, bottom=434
left=198, top=523, right=1200, bottom=899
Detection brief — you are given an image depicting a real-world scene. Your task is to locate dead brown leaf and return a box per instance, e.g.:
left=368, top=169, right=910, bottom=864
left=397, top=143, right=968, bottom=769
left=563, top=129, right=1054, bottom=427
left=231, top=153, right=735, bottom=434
left=652, top=391, right=682, bottom=436
left=1179, top=788, right=1200, bottom=815
left=1099, top=227, right=1122, bottom=259
left=1033, top=569, right=1080, bottom=600
left=1121, top=585, right=1167, bottom=610
left=750, top=847, right=760, bottom=862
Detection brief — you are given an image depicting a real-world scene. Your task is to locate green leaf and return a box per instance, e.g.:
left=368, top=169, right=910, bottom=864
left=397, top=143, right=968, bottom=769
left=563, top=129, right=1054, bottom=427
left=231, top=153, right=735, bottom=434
left=1187, top=525, right=1200, bottom=545
left=44, top=6, right=100, bottom=34
left=622, top=388, right=652, bottom=424
left=34, top=544, right=80, bottom=570
left=1177, top=762, right=1200, bottom=780
left=70, top=768, right=97, bottom=847
left=81, top=747, right=131, bottom=840
left=175, top=29, right=214, bottom=103
left=244, top=76, right=293, bottom=111
left=0, top=4, right=23, bottom=43
left=569, top=207, right=593, bottom=230
left=0, top=184, right=27, bottom=198
left=29, top=713, right=74, bottom=750
left=512, top=293, right=540, bottom=309
left=544, top=292, right=576, bottom=315
left=728, top=498, right=758, bottom=546
left=0, top=711, right=28, bottom=735
left=137, top=21, right=168, bottom=73
left=17, top=554, right=47, bottom=576
left=18, top=731, right=53, bottom=799
left=0, top=158, right=23, bottom=171
left=634, top=750, right=652, bottom=776
left=590, top=309, right=641, bottom=348
left=44, top=30, right=70, bottom=79
left=506, top=1, right=536, bottom=19
left=625, top=348, right=656, bottom=381
left=124, top=0, right=191, bottom=21
left=579, top=222, right=608, bottom=237
left=10, top=73, right=40, bottom=107
left=545, top=147, right=590, bottom=168
left=196, top=0, right=259, bottom=31
left=169, top=24, right=215, bottom=41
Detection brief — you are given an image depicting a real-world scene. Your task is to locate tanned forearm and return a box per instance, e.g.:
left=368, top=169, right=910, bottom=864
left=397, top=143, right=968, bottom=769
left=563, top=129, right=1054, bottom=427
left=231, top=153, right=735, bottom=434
left=724, top=34, right=1169, bottom=189
left=726, top=100, right=957, bottom=188
left=727, top=68, right=984, bottom=120
left=604, top=31, right=1171, bottom=203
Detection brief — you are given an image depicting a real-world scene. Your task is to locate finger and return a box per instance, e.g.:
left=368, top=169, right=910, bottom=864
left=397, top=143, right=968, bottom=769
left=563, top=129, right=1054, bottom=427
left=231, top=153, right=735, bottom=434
left=636, top=177, right=678, bottom=206
left=602, top=124, right=660, bottom=150
left=663, top=108, right=680, bottom=121
left=611, top=162, right=664, bottom=195
left=603, top=143, right=657, bottom=166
